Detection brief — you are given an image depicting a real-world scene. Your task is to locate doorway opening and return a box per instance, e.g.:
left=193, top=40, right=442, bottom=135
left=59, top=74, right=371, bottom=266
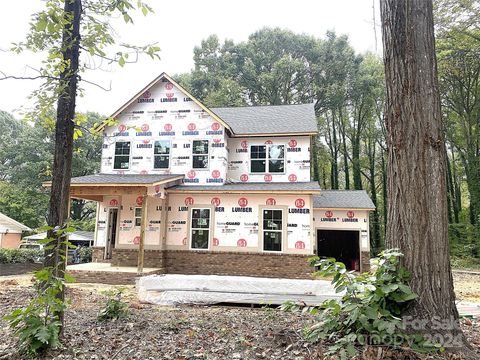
left=106, top=208, right=118, bottom=260
left=317, top=229, right=360, bottom=271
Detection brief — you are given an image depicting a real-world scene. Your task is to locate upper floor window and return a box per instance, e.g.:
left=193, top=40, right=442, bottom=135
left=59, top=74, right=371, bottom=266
left=154, top=140, right=170, bottom=169
left=114, top=141, right=130, bottom=170
left=192, top=140, right=209, bottom=169
left=250, top=144, right=285, bottom=173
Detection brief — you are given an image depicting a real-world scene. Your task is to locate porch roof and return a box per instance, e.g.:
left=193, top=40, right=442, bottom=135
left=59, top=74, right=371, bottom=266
left=313, top=190, right=375, bottom=210
left=167, top=181, right=321, bottom=194
left=68, top=173, right=184, bottom=187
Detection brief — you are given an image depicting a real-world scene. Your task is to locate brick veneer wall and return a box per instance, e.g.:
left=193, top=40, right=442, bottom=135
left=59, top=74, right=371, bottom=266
left=111, top=248, right=165, bottom=268
left=108, top=248, right=313, bottom=279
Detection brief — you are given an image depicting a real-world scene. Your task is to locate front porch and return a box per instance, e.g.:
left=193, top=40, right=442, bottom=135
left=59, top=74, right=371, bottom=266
left=67, top=173, right=184, bottom=271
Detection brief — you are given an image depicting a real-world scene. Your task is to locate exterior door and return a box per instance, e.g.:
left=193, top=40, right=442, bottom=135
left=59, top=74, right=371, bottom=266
left=106, top=208, right=118, bottom=259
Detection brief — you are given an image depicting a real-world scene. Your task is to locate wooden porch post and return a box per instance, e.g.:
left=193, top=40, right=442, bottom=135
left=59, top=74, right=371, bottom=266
left=137, top=191, right=148, bottom=275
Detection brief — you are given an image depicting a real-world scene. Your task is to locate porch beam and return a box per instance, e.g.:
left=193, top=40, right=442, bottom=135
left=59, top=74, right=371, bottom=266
left=71, top=195, right=104, bottom=202
left=70, top=186, right=146, bottom=196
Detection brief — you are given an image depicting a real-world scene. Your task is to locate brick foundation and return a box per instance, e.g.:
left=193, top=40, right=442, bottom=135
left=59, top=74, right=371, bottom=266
left=67, top=269, right=164, bottom=285
left=111, top=248, right=165, bottom=268
left=92, top=247, right=107, bottom=262
left=109, top=249, right=313, bottom=279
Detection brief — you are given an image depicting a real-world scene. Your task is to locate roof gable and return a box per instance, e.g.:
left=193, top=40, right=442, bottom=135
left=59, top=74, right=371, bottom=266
left=96, top=72, right=231, bottom=133
left=0, top=212, right=32, bottom=232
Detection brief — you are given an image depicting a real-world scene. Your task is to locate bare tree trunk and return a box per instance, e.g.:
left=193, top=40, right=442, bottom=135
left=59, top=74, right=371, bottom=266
left=381, top=150, right=387, bottom=236
left=45, top=0, right=82, bottom=330
left=380, top=0, right=470, bottom=348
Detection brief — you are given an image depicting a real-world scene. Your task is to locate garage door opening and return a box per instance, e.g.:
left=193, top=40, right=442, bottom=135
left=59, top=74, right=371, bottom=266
left=317, top=230, right=360, bottom=271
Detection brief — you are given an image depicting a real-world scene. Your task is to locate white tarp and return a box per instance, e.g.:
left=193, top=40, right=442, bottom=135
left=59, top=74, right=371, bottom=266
left=137, top=274, right=341, bottom=306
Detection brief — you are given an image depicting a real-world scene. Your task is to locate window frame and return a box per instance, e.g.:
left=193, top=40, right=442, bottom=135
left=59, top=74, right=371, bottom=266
left=153, top=140, right=171, bottom=170
left=192, top=139, right=210, bottom=170
left=249, top=143, right=286, bottom=174
left=113, top=141, right=131, bottom=170
left=188, top=206, right=213, bottom=251
left=134, top=207, right=142, bottom=227
left=259, top=205, right=287, bottom=253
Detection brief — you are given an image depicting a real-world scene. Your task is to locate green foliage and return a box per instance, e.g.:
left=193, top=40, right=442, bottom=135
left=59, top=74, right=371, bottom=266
left=0, top=248, right=43, bottom=264
left=79, top=246, right=93, bottom=263
left=3, top=228, right=76, bottom=357
left=282, top=250, right=437, bottom=359
left=97, top=288, right=129, bottom=322
left=3, top=266, right=73, bottom=357
left=12, top=0, right=160, bottom=124
left=449, top=223, right=479, bottom=257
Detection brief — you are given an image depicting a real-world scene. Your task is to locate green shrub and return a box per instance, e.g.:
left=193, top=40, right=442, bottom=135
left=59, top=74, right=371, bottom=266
left=449, top=223, right=477, bottom=257
left=97, top=288, right=129, bottom=322
left=282, top=249, right=437, bottom=359
left=79, top=246, right=92, bottom=263
left=0, top=248, right=43, bottom=264
left=3, top=267, right=74, bottom=357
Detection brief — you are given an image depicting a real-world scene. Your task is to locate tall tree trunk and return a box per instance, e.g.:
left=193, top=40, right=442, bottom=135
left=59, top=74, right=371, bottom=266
left=338, top=108, right=350, bottom=190
left=45, top=0, right=82, bottom=330
left=352, top=137, right=362, bottom=190
left=450, top=147, right=461, bottom=223
left=331, top=113, right=339, bottom=189
left=367, top=137, right=381, bottom=252
left=380, top=0, right=468, bottom=346
left=446, top=147, right=454, bottom=223
left=381, top=150, right=388, bottom=236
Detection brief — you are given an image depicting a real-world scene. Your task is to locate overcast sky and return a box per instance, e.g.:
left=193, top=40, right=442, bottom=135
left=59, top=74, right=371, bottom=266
left=0, top=0, right=381, bottom=117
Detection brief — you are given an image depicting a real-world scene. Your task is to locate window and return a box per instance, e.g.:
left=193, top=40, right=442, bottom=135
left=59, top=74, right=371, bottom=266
left=250, top=144, right=285, bottom=173
left=251, top=145, right=267, bottom=172
left=154, top=140, right=170, bottom=169
left=134, top=207, right=142, bottom=227
left=114, top=141, right=130, bottom=170
left=190, top=208, right=210, bottom=249
left=192, top=140, right=209, bottom=169
left=262, top=209, right=283, bottom=252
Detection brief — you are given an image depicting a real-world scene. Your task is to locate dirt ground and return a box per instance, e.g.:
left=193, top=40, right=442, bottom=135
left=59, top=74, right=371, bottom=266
left=452, top=272, right=480, bottom=303
left=0, top=275, right=480, bottom=359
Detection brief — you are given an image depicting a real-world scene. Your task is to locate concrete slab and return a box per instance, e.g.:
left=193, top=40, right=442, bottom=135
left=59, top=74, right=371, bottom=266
left=66, top=262, right=161, bottom=273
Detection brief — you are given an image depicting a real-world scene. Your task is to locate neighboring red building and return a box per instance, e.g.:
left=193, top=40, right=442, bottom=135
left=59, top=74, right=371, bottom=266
left=0, top=212, right=31, bottom=249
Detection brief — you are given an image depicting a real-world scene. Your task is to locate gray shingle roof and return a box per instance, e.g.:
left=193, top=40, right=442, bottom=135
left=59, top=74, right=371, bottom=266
left=70, top=173, right=184, bottom=185
left=169, top=181, right=320, bottom=192
left=313, top=190, right=375, bottom=210
left=211, top=103, right=317, bottom=135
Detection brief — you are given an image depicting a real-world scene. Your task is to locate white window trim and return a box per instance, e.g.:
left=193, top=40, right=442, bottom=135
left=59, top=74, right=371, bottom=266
left=259, top=205, right=288, bottom=253
left=113, top=141, right=131, bottom=170
left=188, top=206, right=213, bottom=251
left=153, top=139, right=171, bottom=170
left=249, top=143, right=286, bottom=175
left=192, top=139, right=210, bottom=171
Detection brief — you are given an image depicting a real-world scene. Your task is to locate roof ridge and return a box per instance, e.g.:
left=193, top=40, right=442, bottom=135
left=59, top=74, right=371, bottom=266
left=211, top=103, right=314, bottom=110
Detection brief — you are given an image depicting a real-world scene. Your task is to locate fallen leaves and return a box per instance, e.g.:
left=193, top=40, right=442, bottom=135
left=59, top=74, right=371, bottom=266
left=0, top=280, right=479, bottom=359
